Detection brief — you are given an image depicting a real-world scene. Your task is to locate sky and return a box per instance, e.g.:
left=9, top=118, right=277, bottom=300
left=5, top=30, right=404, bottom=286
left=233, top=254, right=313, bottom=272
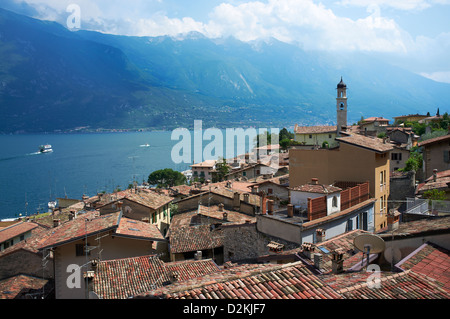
left=2, top=0, right=450, bottom=83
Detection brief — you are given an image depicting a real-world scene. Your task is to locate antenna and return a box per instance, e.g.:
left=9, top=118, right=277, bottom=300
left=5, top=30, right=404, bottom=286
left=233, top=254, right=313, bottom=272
left=353, top=233, right=385, bottom=270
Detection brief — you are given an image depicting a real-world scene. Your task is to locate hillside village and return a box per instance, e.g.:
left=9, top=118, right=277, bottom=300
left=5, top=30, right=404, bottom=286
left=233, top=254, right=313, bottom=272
left=1, top=78, right=449, bottom=300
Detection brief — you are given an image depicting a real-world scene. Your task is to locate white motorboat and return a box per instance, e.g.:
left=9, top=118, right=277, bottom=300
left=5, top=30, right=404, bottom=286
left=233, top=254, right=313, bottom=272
left=39, top=144, right=53, bottom=153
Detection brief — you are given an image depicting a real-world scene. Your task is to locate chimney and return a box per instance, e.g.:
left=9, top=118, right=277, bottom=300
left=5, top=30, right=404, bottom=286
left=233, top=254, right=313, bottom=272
left=91, top=259, right=99, bottom=270
left=301, top=242, right=315, bottom=260
left=243, top=193, right=249, bottom=203
left=117, top=201, right=123, bottom=212
left=387, top=210, right=401, bottom=231
left=53, top=219, right=60, bottom=228
left=287, top=204, right=294, bottom=218
left=311, top=178, right=319, bottom=185
left=331, top=248, right=345, bottom=274
left=194, top=251, right=202, bottom=260
left=218, top=203, right=224, bottom=211
left=170, top=271, right=180, bottom=283
left=433, top=169, right=438, bottom=182
left=316, top=228, right=326, bottom=243
left=313, top=253, right=323, bottom=270
left=260, top=191, right=267, bottom=214
left=233, top=192, right=240, bottom=210
left=268, top=200, right=274, bottom=215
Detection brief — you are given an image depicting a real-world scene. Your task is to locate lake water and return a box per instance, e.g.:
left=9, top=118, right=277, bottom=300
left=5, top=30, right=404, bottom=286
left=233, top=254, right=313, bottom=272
left=0, top=130, right=253, bottom=220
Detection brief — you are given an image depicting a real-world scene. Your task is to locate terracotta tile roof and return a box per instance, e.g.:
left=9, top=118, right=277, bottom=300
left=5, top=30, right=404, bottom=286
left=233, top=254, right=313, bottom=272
left=191, top=160, right=216, bottom=168
left=276, top=229, right=369, bottom=273
left=200, top=181, right=254, bottom=193
left=92, top=255, right=169, bottom=299
left=96, top=188, right=173, bottom=210
left=0, top=225, right=53, bottom=257
left=395, top=242, right=450, bottom=291
left=168, top=205, right=256, bottom=238
left=169, top=185, right=193, bottom=196
left=92, top=256, right=220, bottom=299
left=418, top=134, right=450, bottom=147
left=362, top=117, right=390, bottom=123
left=165, top=259, right=221, bottom=282
left=0, top=274, right=49, bottom=299
left=378, top=216, right=450, bottom=240
left=115, top=217, right=165, bottom=241
left=336, top=134, right=394, bottom=153
left=39, top=212, right=121, bottom=250
left=0, top=222, right=38, bottom=243
left=38, top=212, right=165, bottom=250
left=336, top=270, right=450, bottom=299
left=294, top=125, right=337, bottom=134
left=122, top=190, right=173, bottom=210
left=249, top=174, right=289, bottom=187
left=169, top=225, right=224, bottom=254
left=290, top=180, right=341, bottom=194
left=137, top=261, right=343, bottom=299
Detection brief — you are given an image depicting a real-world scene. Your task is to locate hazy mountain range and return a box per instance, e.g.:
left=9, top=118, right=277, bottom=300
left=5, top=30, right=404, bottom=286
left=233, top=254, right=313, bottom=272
left=0, top=7, right=449, bottom=133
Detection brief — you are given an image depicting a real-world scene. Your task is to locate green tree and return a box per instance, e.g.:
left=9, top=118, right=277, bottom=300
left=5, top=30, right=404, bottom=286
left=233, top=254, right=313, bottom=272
left=148, top=168, right=186, bottom=188
left=279, top=128, right=294, bottom=141
left=213, top=157, right=230, bottom=182
left=279, top=138, right=291, bottom=151
left=423, top=189, right=446, bottom=205
left=399, top=150, right=422, bottom=173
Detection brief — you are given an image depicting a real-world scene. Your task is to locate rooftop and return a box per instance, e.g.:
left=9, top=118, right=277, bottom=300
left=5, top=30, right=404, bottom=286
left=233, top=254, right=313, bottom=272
left=92, top=255, right=220, bottom=299
left=136, top=261, right=342, bottom=299
left=38, top=212, right=165, bottom=250
left=0, top=274, right=50, bottom=299
left=0, top=221, right=38, bottom=244
left=336, top=133, right=394, bottom=153
left=290, top=178, right=341, bottom=194
left=395, top=242, right=450, bottom=291
left=378, top=216, right=450, bottom=240
left=294, top=125, right=337, bottom=134
left=418, top=134, right=450, bottom=147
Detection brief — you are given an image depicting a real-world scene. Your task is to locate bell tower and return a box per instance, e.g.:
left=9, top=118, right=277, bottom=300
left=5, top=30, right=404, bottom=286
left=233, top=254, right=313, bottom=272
left=336, top=77, right=347, bottom=135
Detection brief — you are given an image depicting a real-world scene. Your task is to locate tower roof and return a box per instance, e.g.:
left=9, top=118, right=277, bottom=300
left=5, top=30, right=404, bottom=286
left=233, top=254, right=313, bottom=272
left=337, top=77, right=346, bottom=89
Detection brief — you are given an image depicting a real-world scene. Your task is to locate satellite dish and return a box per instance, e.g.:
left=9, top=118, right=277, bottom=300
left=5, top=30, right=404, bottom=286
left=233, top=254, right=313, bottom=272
left=354, top=234, right=385, bottom=270
left=353, top=234, right=385, bottom=254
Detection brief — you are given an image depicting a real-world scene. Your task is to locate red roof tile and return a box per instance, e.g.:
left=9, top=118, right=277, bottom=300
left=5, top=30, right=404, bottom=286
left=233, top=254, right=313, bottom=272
left=0, top=274, right=49, bottom=299
left=395, top=242, right=450, bottom=291
left=0, top=222, right=38, bottom=243
left=38, top=212, right=165, bottom=250
left=136, top=262, right=343, bottom=299
left=92, top=255, right=220, bottom=299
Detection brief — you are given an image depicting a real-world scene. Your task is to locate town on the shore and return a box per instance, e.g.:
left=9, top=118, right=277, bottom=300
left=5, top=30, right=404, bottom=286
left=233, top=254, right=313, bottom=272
left=1, top=78, right=449, bottom=300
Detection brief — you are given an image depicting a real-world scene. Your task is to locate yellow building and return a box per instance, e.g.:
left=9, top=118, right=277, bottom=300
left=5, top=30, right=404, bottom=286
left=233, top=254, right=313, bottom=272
left=289, top=133, right=393, bottom=231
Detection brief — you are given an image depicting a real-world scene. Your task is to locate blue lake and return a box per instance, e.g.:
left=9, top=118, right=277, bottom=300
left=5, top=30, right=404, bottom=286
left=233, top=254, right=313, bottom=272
left=0, top=130, right=253, bottom=220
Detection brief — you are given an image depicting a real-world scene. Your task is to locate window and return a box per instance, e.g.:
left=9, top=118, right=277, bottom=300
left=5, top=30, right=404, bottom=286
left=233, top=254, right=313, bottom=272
left=346, top=219, right=353, bottom=231
left=309, top=135, right=312, bottom=139
left=391, top=153, right=402, bottom=161
left=268, top=188, right=273, bottom=194
left=444, top=150, right=450, bottom=163
left=332, top=196, right=338, bottom=207
left=20, top=235, right=25, bottom=241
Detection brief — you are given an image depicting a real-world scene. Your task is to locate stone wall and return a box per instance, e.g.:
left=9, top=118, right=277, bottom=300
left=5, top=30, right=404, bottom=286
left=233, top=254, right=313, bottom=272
left=222, top=223, right=298, bottom=263
left=0, top=250, right=53, bottom=280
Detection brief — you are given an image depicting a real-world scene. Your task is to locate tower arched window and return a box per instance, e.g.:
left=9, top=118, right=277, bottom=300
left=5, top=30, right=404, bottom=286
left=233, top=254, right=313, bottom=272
left=340, top=103, right=345, bottom=110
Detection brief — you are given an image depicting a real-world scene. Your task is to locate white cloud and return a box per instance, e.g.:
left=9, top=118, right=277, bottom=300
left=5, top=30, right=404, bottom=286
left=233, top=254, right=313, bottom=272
left=420, top=71, right=450, bottom=83
left=338, top=0, right=450, bottom=11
